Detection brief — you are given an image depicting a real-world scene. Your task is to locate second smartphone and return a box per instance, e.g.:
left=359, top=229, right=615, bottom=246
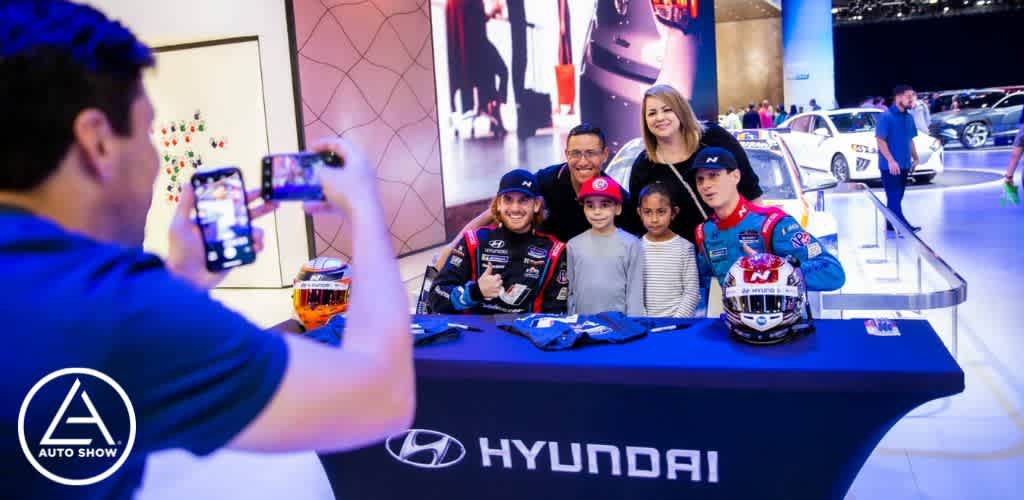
left=261, top=151, right=342, bottom=201
left=191, top=167, right=256, bottom=272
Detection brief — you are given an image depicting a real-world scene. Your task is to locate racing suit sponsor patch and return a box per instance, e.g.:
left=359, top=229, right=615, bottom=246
left=556, top=286, right=568, bottom=300
left=489, top=239, right=506, bottom=249
left=482, top=253, right=510, bottom=264
left=781, top=223, right=801, bottom=236
left=709, top=248, right=728, bottom=260
left=738, top=230, right=760, bottom=244
left=790, top=231, right=811, bottom=248
left=448, top=256, right=463, bottom=267
left=524, top=266, right=541, bottom=279
left=451, top=246, right=465, bottom=257
left=806, top=242, right=822, bottom=259
left=557, top=269, right=568, bottom=285
left=524, top=258, right=545, bottom=266
left=527, top=246, right=548, bottom=260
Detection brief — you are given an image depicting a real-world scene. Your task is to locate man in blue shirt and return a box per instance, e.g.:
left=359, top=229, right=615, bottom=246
left=0, top=2, right=414, bottom=498
left=876, top=84, right=921, bottom=232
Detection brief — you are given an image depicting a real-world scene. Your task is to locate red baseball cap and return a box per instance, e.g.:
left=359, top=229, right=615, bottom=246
left=577, top=176, right=623, bottom=204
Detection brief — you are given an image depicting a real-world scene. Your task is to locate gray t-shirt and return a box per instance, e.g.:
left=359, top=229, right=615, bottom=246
left=567, top=228, right=645, bottom=316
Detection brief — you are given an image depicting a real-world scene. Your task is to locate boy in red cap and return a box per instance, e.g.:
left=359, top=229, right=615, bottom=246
left=566, top=176, right=645, bottom=315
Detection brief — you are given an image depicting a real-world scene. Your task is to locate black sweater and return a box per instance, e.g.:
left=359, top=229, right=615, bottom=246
left=621, top=123, right=764, bottom=243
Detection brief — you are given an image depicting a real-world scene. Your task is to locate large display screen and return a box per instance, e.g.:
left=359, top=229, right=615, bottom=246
left=430, top=0, right=719, bottom=220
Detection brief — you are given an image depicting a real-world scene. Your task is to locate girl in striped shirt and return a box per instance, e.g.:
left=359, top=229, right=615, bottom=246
left=637, top=183, right=700, bottom=317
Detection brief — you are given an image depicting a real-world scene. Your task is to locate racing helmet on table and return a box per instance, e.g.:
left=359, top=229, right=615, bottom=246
left=722, top=253, right=812, bottom=344
left=293, top=257, right=351, bottom=331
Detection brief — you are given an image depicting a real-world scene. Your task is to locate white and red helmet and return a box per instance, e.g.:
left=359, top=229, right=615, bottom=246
left=722, top=253, right=810, bottom=344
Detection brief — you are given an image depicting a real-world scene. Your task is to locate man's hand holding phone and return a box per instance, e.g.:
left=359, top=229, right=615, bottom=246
left=301, top=137, right=380, bottom=218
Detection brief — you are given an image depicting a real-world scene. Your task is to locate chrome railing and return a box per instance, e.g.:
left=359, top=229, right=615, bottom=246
left=820, top=182, right=967, bottom=356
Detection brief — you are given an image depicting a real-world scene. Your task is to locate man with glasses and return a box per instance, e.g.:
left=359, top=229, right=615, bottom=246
left=535, top=123, right=630, bottom=243
left=435, top=123, right=629, bottom=268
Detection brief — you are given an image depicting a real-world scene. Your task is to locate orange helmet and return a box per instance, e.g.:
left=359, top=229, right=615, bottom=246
left=293, top=257, right=351, bottom=331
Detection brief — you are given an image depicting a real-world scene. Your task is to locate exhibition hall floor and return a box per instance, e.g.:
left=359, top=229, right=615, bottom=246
left=135, top=148, right=1023, bottom=500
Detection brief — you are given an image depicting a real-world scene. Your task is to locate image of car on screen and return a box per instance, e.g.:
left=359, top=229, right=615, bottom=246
left=579, top=0, right=710, bottom=156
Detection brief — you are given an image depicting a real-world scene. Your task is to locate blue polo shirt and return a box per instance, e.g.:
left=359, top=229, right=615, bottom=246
left=0, top=207, right=288, bottom=499
left=876, top=104, right=918, bottom=172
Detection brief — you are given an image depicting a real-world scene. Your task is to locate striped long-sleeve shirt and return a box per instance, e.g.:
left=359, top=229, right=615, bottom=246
left=641, top=234, right=699, bottom=318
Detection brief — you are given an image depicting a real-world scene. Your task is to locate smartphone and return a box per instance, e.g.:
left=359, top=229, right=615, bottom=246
left=261, top=151, right=342, bottom=201
left=191, top=167, right=256, bottom=272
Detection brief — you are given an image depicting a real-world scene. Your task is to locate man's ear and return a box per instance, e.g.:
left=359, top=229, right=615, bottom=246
left=71, top=108, right=117, bottom=182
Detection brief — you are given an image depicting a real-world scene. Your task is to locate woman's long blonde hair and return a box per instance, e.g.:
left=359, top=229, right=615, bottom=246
left=489, top=195, right=547, bottom=230
left=641, top=84, right=704, bottom=162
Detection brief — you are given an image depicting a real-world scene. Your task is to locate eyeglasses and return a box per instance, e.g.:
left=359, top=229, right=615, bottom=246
left=566, top=150, right=603, bottom=160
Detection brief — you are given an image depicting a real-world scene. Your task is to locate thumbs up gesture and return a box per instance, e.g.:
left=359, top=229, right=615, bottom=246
left=478, top=262, right=504, bottom=299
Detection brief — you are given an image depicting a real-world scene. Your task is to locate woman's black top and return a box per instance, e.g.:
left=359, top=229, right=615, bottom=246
left=621, top=123, right=764, bottom=243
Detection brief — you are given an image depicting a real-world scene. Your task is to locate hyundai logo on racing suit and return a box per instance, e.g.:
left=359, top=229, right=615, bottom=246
left=489, top=240, right=506, bottom=249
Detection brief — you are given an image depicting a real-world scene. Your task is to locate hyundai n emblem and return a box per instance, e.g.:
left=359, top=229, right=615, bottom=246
left=386, top=429, right=465, bottom=469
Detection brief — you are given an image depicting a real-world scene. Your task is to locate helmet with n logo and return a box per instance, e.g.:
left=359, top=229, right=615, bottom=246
left=722, top=253, right=809, bottom=344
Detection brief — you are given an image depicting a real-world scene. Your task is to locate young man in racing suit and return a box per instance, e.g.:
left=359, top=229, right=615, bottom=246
left=429, top=169, right=569, bottom=314
left=691, top=147, right=846, bottom=292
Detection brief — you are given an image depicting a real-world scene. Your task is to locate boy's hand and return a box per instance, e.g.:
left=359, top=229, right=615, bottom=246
left=741, top=242, right=757, bottom=256
left=478, top=263, right=503, bottom=299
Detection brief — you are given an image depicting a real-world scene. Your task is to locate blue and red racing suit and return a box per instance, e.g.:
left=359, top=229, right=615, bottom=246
left=429, top=225, right=568, bottom=314
left=695, top=197, right=845, bottom=292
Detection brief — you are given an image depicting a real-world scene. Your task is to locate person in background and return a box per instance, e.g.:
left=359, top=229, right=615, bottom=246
left=809, top=99, right=821, bottom=111
left=0, top=3, right=415, bottom=498
left=773, top=104, right=789, bottom=127
left=1002, top=110, right=1024, bottom=204
left=789, top=104, right=799, bottom=118
left=636, top=182, right=699, bottom=317
left=759, top=99, right=774, bottom=129
left=909, top=90, right=931, bottom=135
left=876, top=84, right=921, bottom=232
left=566, top=176, right=644, bottom=316
left=722, top=107, right=742, bottom=131
left=742, top=103, right=761, bottom=129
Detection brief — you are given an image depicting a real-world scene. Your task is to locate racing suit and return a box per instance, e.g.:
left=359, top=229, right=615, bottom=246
left=429, top=225, right=568, bottom=314
left=696, top=197, right=845, bottom=292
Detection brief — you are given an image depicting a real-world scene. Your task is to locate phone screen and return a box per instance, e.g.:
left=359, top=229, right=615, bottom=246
left=192, top=167, right=255, bottom=272
left=262, top=153, right=326, bottom=201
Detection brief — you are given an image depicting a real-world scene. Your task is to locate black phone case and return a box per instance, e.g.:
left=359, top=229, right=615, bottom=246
left=191, top=167, right=256, bottom=273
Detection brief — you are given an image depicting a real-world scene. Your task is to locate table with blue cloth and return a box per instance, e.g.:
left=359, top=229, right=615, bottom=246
left=279, top=315, right=963, bottom=500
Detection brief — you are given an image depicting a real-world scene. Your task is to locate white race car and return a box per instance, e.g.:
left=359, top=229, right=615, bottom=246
left=779, top=108, right=944, bottom=183
left=604, top=130, right=839, bottom=256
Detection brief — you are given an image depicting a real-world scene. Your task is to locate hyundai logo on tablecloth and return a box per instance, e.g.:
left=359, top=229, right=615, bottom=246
left=386, top=429, right=466, bottom=468
left=385, top=429, right=719, bottom=482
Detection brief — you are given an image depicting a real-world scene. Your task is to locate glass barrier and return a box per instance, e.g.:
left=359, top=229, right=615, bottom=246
left=818, top=183, right=968, bottom=357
